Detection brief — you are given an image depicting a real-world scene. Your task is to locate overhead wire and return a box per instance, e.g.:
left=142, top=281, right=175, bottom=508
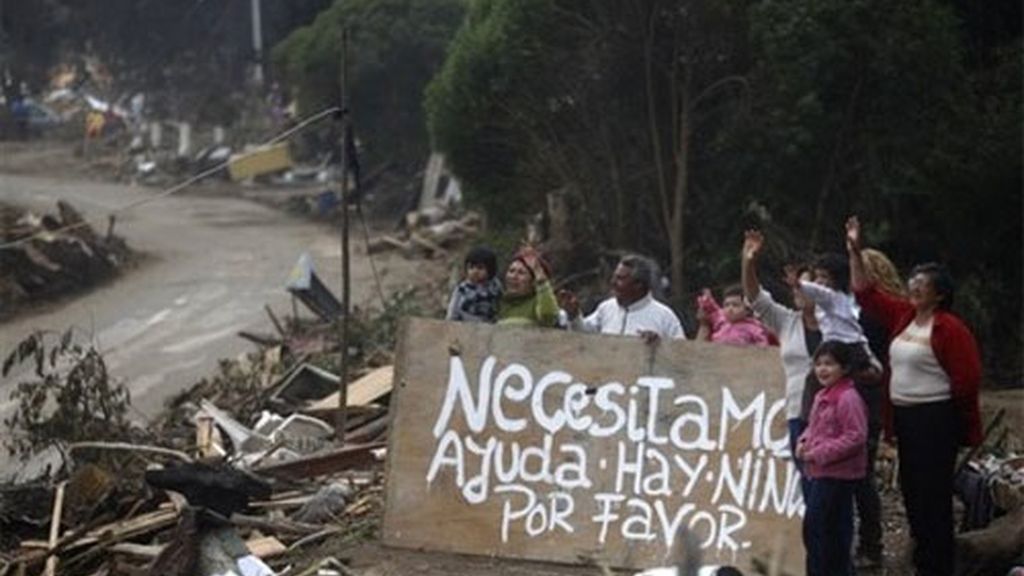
left=356, top=205, right=388, bottom=308
left=0, top=106, right=341, bottom=251
left=3, top=103, right=397, bottom=311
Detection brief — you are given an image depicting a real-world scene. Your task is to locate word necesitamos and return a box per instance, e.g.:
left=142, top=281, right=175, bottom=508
left=431, top=355, right=789, bottom=453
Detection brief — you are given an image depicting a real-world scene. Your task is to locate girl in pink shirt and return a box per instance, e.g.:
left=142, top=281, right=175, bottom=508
left=797, top=341, right=868, bottom=576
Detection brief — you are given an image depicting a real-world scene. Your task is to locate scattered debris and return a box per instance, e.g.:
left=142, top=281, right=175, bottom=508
left=0, top=272, right=415, bottom=575
left=287, top=253, right=343, bottom=321
left=367, top=210, right=481, bottom=260
left=0, top=200, right=136, bottom=317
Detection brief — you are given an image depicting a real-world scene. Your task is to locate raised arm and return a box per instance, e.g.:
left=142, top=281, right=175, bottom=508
left=846, top=216, right=870, bottom=292
left=741, top=229, right=763, bottom=303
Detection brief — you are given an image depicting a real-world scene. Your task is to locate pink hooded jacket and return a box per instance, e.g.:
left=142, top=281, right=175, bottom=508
left=798, top=378, right=868, bottom=480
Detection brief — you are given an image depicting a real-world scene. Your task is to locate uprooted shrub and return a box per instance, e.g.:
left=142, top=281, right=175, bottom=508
left=2, top=329, right=134, bottom=460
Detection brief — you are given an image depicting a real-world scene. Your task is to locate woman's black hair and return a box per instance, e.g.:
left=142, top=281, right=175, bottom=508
left=911, top=262, right=955, bottom=311
left=813, top=340, right=869, bottom=374
left=464, top=246, right=498, bottom=280
left=813, top=253, right=851, bottom=293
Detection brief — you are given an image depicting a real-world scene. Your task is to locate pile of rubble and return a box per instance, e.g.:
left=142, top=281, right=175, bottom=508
left=955, top=441, right=1024, bottom=576
left=0, top=201, right=134, bottom=317
left=367, top=207, right=482, bottom=260
left=0, top=259, right=403, bottom=576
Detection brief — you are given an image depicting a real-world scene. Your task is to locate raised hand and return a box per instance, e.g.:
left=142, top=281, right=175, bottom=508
left=518, top=246, right=547, bottom=282
left=695, top=288, right=713, bottom=324
left=742, top=229, right=764, bottom=261
left=845, top=216, right=862, bottom=253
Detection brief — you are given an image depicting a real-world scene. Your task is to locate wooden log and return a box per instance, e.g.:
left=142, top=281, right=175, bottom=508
left=238, top=330, right=283, bottom=347
left=69, top=441, right=193, bottom=463
left=42, top=481, right=66, bottom=576
left=344, top=414, right=388, bottom=444
left=366, top=235, right=410, bottom=255
left=20, top=509, right=179, bottom=554
left=109, top=535, right=286, bottom=560
left=265, top=305, right=287, bottom=338
left=109, top=542, right=162, bottom=559
left=409, top=232, right=446, bottom=257
left=252, top=442, right=385, bottom=481
left=229, top=514, right=324, bottom=536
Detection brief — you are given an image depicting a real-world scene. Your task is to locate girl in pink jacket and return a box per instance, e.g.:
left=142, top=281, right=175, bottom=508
left=797, top=341, right=868, bottom=576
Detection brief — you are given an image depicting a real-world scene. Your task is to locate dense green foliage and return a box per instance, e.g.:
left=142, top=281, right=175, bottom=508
left=426, top=0, right=1022, bottom=383
left=271, top=0, right=465, bottom=167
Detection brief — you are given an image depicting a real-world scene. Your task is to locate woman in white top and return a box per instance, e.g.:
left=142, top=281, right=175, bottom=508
left=740, top=230, right=821, bottom=483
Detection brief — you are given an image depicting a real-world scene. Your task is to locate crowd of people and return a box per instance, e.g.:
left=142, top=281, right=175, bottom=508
left=443, top=217, right=982, bottom=576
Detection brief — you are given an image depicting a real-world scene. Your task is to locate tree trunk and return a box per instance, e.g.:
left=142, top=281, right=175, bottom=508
left=669, top=78, right=691, bottom=310
left=599, top=118, right=626, bottom=248
left=810, top=77, right=863, bottom=249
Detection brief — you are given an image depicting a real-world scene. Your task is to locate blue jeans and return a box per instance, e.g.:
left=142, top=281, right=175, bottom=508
left=803, top=477, right=856, bottom=576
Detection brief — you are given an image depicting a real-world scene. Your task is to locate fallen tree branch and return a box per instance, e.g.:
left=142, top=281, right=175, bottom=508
left=68, top=442, right=193, bottom=463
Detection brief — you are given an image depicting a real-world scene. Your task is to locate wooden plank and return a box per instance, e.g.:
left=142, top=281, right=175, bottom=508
left=381, top=318, right=804, bottom=574
left=21, top=509, right=179, bottom=556
left=249, top=494, right=313, bottom=510
left=253, top=442, right=386, bottom=480
left=43, top=481, right=66, bottom=576
left=246, top=536, right=287, bottom=559
left=304, top=365, right=394, bottom=411
left=109, top=543, right=162, bottom=559
left=227, top=143, right=292, bottom=181
left=110, top=536, right=286, bottom=560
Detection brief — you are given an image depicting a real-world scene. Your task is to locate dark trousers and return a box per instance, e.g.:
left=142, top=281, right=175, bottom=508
left=804, top=477, right=856, bottom=576
left=788, top=418, right=810, bottom=497
left=854, top=382, right=883, bottom=558
left=894, top=401, right=959, bottom=576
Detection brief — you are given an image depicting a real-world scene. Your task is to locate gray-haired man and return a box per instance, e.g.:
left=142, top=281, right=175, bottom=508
left=558, top=254, right=686, bottom=342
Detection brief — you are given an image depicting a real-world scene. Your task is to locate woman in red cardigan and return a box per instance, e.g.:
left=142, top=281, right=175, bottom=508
left=846, top=216, right=982, bottom=576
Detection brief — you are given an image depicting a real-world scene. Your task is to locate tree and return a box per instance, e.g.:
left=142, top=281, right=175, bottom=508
left=272, top=0, right=465, bottom=168
left=742, top=0, right=1022, bottom=382
left=427, top=0, right=751, bottom=307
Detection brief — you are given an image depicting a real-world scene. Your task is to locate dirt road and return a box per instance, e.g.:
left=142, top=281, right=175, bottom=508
left=0, top=173, right=432, bottom=420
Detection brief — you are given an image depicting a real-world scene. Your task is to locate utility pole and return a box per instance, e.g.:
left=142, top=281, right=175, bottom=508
left=335, top=27, right=351, bottom=442
left=250, top=0, right=264, bottom=86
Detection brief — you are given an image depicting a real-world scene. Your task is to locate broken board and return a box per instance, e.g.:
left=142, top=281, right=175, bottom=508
left=304, top=365, right=394, bottom=412
left=382, top=318, right=804, bottom=574
left=227, top=143, right=292, bottom=181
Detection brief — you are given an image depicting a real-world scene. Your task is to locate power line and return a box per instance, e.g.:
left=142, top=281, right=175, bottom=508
left=0, top=106, right=341, bottom=251
left=356, top=206, right=388, bottom=309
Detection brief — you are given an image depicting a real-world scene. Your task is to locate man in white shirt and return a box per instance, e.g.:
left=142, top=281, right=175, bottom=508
left=558, top=254, right=686, bottom=342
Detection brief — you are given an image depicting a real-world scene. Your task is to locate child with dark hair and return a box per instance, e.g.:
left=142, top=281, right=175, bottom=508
left=797, top=341, right=868, bottom=576
left=695, top=285, right=776, bottom=346
left=788, top=253, right=868, bottom=347
left=445, top=246, right=502, bottom=323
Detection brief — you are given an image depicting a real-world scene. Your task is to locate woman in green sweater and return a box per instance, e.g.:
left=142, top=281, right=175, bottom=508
left=497, top=247, right=559, bottom=327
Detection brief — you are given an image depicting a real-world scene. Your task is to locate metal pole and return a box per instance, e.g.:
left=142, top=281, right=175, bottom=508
left=336, top=28, right=351, bottom=442
left=250, top=0, right=264, bottom=85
